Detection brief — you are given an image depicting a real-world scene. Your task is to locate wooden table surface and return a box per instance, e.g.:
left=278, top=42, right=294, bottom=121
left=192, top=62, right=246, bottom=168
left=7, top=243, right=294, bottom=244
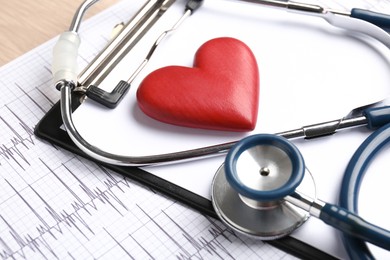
left=0, top=0, right=119, bottom=66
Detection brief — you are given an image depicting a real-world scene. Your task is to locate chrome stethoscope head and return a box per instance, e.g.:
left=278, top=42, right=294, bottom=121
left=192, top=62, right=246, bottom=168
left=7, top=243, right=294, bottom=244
left=211, top=134, right=316, bottom=239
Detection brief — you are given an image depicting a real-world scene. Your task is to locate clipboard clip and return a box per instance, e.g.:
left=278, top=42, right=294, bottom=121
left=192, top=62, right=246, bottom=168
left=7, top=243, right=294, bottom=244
left=75, top=0, right=177, bottom=108
left=67, top=0, right=202, bottom=108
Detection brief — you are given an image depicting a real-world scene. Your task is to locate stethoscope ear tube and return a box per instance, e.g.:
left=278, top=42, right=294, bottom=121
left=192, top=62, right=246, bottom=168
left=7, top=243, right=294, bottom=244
left=340, top=123, right=390, bottom=259
left=351, top=8, right=390, bottom=31
left=319, top=203, right=390, bottom=251
left=364, top=106, right=390, bottom=129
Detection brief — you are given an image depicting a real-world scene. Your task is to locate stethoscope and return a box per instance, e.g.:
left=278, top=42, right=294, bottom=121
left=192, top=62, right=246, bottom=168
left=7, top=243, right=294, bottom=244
left=211, top=132, right=390, bottom=259
left=52, top=0, right=390, bottom=258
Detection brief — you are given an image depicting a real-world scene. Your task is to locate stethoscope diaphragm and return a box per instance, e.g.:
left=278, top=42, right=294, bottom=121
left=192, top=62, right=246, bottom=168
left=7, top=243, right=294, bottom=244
left=211, top=134, right=316, bottom=239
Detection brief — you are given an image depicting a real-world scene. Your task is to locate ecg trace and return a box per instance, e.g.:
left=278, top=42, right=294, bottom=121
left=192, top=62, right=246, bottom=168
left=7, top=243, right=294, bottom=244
left=0, top=99, right=40, bottom=170
left=0, top=155, right=286, bottom=260
left=0, top=159, right=129, bottom=259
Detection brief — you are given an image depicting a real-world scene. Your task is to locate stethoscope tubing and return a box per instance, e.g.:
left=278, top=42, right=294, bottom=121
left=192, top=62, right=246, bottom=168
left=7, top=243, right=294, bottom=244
left=319, top=202, right=390, bottom=251
left=340, top=122, right=390, bottom=259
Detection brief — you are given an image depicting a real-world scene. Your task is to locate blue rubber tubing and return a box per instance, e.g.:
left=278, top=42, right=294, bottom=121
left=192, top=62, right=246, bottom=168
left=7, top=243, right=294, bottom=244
left=340, top=123, right=390, bottom=259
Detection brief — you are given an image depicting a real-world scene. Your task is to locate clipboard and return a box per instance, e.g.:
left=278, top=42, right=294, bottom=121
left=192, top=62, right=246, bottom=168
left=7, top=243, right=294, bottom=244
left=34, top=93, right=335, bottom=260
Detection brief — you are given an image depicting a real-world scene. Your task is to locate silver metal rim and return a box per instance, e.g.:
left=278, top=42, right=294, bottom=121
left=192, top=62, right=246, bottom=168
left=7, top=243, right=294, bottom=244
left=211, top=163, right=316, bottom=240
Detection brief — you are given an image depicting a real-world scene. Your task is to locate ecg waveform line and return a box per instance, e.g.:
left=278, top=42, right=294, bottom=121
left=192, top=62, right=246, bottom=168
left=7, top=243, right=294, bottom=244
left=0, top=108, right=34, bottom=170
left=0, top=159, right=132, bottom=260
left=0, top=83, right=54, bottom=170
left=0, top=156, right=270, bottom=260
left=162, top=212, right=236, bottom=260
left=120, top=202, right=280, bottom=260
left=15, top=83, right=48, bottom=115
left=160, top=211, right=236, bottom=260
left=100, top=202, right=264, bottom=260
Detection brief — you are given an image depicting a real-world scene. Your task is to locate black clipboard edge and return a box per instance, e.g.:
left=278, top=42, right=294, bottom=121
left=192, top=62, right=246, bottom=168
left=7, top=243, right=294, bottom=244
left=34, top=100, right=337, bottom=260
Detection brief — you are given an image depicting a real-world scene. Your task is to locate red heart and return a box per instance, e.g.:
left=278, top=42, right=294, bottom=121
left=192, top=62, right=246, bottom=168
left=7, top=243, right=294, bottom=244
left=136, top=37, right=259, bottom=131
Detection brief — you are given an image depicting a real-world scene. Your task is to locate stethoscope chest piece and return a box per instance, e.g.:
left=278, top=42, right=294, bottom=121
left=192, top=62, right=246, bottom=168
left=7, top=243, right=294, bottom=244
left=211, top=134, right=316, bottom=239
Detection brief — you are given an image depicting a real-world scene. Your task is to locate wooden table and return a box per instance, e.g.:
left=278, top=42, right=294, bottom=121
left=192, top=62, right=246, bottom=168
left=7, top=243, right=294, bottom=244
left=0, top=0, right=119, bottom=66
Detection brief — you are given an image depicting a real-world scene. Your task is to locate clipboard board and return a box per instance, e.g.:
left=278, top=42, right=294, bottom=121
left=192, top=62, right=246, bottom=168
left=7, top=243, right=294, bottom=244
left=35, top=93, right=335, bottom=260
